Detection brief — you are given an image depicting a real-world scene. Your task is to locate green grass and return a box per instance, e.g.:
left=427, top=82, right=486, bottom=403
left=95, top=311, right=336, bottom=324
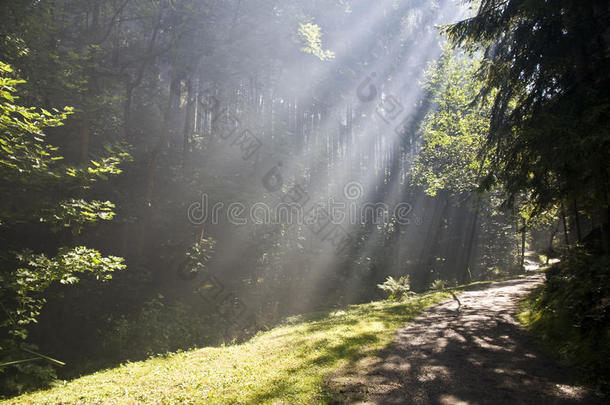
left=3, top=292, right=450, bottom=404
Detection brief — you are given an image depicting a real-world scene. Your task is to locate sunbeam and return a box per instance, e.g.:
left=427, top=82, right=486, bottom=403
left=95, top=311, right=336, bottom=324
left=3, top=0, right=604, bottom=402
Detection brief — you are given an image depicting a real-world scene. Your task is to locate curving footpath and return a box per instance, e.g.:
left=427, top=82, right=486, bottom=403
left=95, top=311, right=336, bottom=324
left=331, top=275, right=603, bottom=404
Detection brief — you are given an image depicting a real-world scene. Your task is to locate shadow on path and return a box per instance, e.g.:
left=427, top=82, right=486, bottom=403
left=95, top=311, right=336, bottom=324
left=329, top=275, right=603, bottom=404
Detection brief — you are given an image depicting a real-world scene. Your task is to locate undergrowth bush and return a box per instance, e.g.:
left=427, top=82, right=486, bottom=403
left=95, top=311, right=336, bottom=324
left=0, top=343, right=57, bottom=396
left=377, top=275, right=413, bottom=301
left=430, top=279, right=448, bottom=291
left=99, top=297, right=226, bottom=363
left=519, top=249, right=609, bottom=392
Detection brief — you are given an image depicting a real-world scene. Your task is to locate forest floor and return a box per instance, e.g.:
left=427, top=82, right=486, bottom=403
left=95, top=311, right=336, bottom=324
left=6, top=275, right=603, bottom=404
left=328, top=274, right=603, bottom=404
left=3, top=291, right=453, bottom=404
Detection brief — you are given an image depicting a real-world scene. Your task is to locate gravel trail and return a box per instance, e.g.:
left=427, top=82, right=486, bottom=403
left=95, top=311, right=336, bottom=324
left=331, top=275, right=603, bottom=404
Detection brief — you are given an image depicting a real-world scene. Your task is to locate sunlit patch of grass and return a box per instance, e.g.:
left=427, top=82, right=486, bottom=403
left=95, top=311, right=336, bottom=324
left=3, top=292, right=450, bottom=404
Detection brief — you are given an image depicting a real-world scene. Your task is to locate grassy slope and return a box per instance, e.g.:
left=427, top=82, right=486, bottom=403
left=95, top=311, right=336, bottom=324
left=4, top=292, right=450, bottom=404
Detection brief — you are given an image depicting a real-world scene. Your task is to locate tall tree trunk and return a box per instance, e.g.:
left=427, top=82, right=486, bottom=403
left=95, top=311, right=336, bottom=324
left=137, top=69, right=180, bottom=257
left=80, top=115, right=90, bottom=162
left=123, top=19, right=161, bottom=141
left=547, top=221, right=559, bottom=265
left=182, top=78, right=195, bottom=170
left=561, top=203, right=570, bottom=246
left=573, top=200, right=582, bottom=242
left=124, top=83, right=133, bottom=140
left=602, top=208, right=610, bottom=254
left=419, top=192, right=450, bottom=288
left=520, top=217, right=526, bottom=270
left=462, top=198, right=480, bottom=282
left=600, top=168, right=610, bottom=253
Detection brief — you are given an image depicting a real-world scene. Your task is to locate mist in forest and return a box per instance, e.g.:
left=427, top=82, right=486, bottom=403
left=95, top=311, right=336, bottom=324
left=3, top=0, right=607, bottom=396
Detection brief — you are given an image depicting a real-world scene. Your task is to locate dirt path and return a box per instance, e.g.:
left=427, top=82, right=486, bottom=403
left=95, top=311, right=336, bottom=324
left=331, top=275, right=602, bottom=404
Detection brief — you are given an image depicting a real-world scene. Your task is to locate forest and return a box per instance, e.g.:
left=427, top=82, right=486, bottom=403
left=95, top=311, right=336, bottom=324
left=0, top=0, right=608, bottom=403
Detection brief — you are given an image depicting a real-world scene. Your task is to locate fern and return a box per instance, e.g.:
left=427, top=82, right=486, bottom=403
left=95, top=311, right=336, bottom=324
left=377, top=275, right=413, bottom=301
left=430, top=279, right=448, bottom=291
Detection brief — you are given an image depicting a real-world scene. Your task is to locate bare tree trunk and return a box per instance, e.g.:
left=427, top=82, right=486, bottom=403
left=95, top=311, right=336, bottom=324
left=601, top=208, right=610, bottom=254
left=80, top=114, right=90, bottom=162
left=182, top=78, right=195, bottom=170
left=420, top=192, right=450, bottom=287
left=520, top=217, right=526, bottom=270
left=146, top=75, right=179, bottom=198
left=547, top=220, right=559, bottom=265
left=462, top=198, right=481, bottom=282
left=124, top=83, right=134, bottom=140
left=573, top=200, right=582, bottom=242
left=561, top=203, right=570, bottom=246
left=137, top=68, right=180, bottom=256
left=123, top=19, right=161, bottom=141
left=600, top=169, right=610, bottom=254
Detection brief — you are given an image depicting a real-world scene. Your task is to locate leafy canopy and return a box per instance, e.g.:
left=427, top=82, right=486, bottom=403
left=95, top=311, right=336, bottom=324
left=0, top=62, right=126, bottom=377
left=444, top=0, right=610, bottom=221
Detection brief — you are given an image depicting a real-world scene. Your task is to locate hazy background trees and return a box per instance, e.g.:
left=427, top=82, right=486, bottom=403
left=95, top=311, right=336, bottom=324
left=3, top=0, right=604, bottom=394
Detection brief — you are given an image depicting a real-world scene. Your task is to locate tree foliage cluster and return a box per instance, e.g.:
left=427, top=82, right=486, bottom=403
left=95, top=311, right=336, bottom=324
left=445, top=0, right=610, bottom=248
left=444, top=1, right=610, bottom=390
